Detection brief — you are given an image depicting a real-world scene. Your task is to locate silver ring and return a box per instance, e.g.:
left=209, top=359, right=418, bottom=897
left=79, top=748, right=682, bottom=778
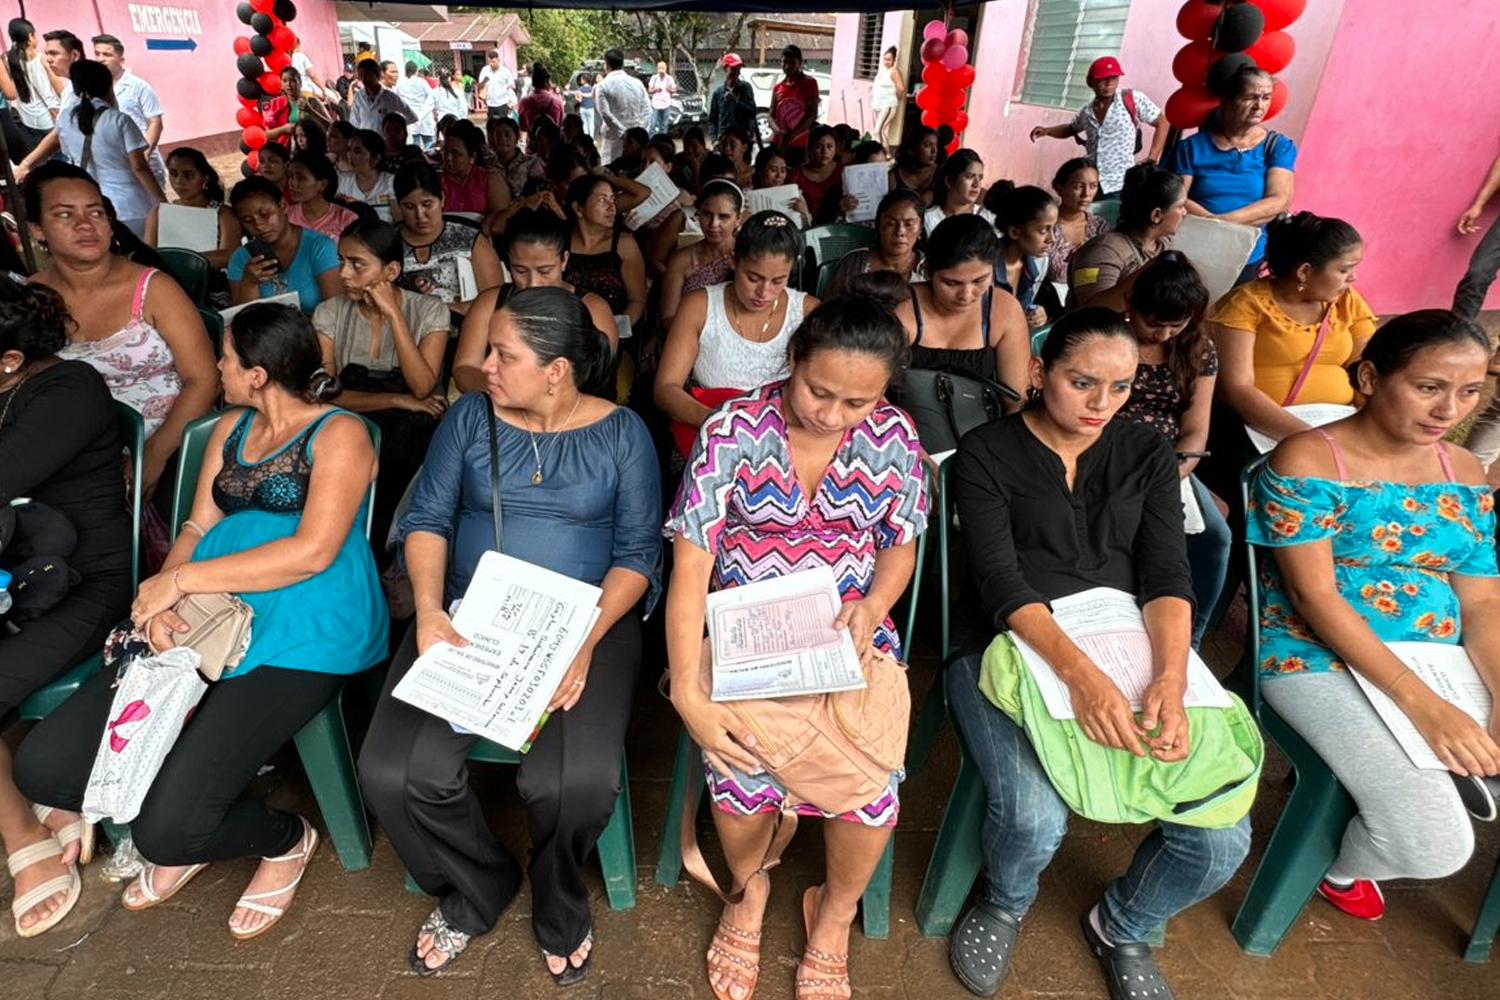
left=572, top=679, right=584, bottom=687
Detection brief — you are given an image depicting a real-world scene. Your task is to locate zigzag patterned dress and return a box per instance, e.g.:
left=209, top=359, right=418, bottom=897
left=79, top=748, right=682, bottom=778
left=667, top=382, right=928, bottom=825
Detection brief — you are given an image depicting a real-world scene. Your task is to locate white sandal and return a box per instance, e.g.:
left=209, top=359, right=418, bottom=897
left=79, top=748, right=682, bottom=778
left=8, top=835, right=81, bottom=938
left=228, top=819, right=318, bottom=941
left=32, top=804, right=95, bottom=866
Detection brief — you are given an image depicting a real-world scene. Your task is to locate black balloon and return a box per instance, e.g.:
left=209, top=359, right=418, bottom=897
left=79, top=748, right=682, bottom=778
left=1207, top=52, right=1257, bottom=95
left=250, top=34, right=273, bottom=57
left=239, top=139, right=253, bottom=155
left=273, top=0, right=297, bottom=22
left=241, top=160, right=256, bottom=179
left=250, top=12, right=274, bottom=34
left=1215, top=3, right=1266, bottom=53
left=236, top=2, right=254, bottom=25
left=236, top=77, right=265, bottom=101
left=237, top=53, right=264, bottom=79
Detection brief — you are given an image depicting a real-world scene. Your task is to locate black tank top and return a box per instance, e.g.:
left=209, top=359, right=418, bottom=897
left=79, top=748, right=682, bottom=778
left=908, top=285, right=996, bottom=380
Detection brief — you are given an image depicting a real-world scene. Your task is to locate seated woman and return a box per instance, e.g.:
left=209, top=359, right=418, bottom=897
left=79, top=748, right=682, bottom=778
left=358, top=286, right=660, bottom=982
left=452, top=208, right=618, bottom=395
left=255, top=140, right=292, bottom=195
left=824, top=191, right=925, bottom=301
left=285, top=152, right=359, bottom=242
left=889, top=124, right=939, bottom=204
left=338, top=128, right=401, bottom=223
left=1248, top=309, right=1500, bottom=922
left=379, top=112, right=426, bottom=174
left=654, top=211, right=816, bottom=455
left=1202, top=211, right=1374, bottom=504
left=716, top=126, right=755, bottom=191
left=227, top=177, right=342, bottom=314
left=14, top=301, right=387, bottom=940
left=394, top=162, right=504, bottom=319
left=891, top=213, right=1029, bottom=400
left=658, top=179, right=745, bottom=331
left=789, top=125, right=854, bottom=224
left=921, top=149, right=994, bottom=235
left=327, top=120, right=356, bottom=173
left=29, top=164, right=217, bottom=502
left=666, top=286, right=927, bottom=1000
left=944, top=308, right=1250, bottom=1000
left=489, top=116, right=544, bottom=202
left=631, top=142, right=691, bottom=284
left=312, top=218, right=450, bottom=550
left=1172, top=65, right=1296, bottom=279
left=1071, top=163, right=1187, bottom=311
left=0, top=277, right=133, bottom=938
left=1048, top=157, right=1108, bottom=285
left=989, top=182, right=1058, bottom=330
left=562, top=174, right=648, bottom=333
left=752, top=147, right=810, bottom=227
left=145, top=147, right=242, bottom=269
left=439, top=121, right=509, bottom=224
left=1114, top=253, right=1228, bottom=647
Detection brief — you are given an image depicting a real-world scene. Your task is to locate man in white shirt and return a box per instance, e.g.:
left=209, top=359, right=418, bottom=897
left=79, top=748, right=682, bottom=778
left=476, top=50, right=516, bottom=124
left=594, top=48, right=650, bottom=163
left=92, top=34, right=165, bottom=184
left=289, top=39, right=329, bottom=101
left=42, top=30, right=83, bottom=109
left=349, top=58, right=415, bottom=132
left=397, top=61, right=436, bottom=149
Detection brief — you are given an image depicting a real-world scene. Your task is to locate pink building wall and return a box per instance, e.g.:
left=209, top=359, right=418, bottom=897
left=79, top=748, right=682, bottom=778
left=13, top=0, right=343, bottom=147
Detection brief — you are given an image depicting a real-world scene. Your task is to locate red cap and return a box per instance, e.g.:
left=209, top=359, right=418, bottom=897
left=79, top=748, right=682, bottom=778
left=1087, top=56, right=1124, bottom=81
left=722, top=53, right=743, bottom=68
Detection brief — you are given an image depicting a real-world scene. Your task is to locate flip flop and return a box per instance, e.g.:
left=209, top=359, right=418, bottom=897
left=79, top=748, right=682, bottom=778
left=8, top=835, right=81, bottom=938
left=408, top=905, right=473, bottom=976
left=32, top=805, right=95, bottom=866
left=542, top=930, right=592, bottom=987
left=228, top=820, right=318, bottom=940
left=122, top=861, right=209, bottom=912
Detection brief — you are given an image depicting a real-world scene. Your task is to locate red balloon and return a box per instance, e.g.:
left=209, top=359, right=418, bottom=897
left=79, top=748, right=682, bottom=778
left=920, top=38, right=946, bottom=64
left=920, top=109, right=941, bottom=129
left=269, top=26, right=296, bottom=52
left=1250, top=0, right=1306, bottom=32
left=246, top=149, right=260, bottom=171
left=250, top=0, right=275, bottom=12
left=235, top=106, right=261, bottom=128
left=233, top=36, right=252, bottom=56
left=258, top=71, right=283, bottom=95
left=1245, top=30, right=1295, bottom=74
left=951, top=110, right=970, bottom=133
left=243, top=125, right=268, bottom=150
left=238, top=94, right=259, bottom=110
left=945, top=137, right=961, bottom=155
left=1165, top=86, right=1220, bottom=130
left=265, top=49, right=291, bottom=72
left=1171, top=40, right=1216, bottom=86
left=921, top=63, right=946, bottom=88
left=951, top=64, right=976, bottom=89
left=1264, top=78, right=1289, bottom=121
left=945, top=29, right=969, bottom=50
left=1175, top=0, right=1222, bottom=41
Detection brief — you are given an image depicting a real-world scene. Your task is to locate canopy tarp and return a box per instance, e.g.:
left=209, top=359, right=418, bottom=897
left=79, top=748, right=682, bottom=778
left=331, top=0, right=941, bottom=13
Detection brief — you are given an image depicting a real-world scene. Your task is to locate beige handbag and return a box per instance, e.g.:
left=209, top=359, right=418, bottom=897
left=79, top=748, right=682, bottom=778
left=170, top=592, right=254, bottom=681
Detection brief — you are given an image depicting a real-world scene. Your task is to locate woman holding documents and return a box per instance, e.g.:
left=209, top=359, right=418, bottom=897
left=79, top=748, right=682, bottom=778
left=359, top=286, right=661, bottom=984
left=665, top=284, right=926, bottom=1000
left=943, top=308, right=1251, bottom=1000
left=1248, top=310, right=1500, bottom=922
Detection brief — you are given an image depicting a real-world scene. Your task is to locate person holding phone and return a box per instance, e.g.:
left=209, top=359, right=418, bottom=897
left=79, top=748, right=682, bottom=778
left=227, top=177, right=341, bottom=313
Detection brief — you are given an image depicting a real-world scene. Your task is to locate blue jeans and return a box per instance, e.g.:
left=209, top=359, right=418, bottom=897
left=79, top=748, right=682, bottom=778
left=1454, top=210, right=1500, bottom=320
left=1186, top=475, right=1231, bottom=648
left=650, top=107, right=672, bottom=136
left=946, top=654, right=1251, bottom=943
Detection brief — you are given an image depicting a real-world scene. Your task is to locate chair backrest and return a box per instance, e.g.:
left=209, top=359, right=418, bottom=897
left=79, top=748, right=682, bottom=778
left=1088, top=200, right=1121, bottom=228
left=197, top=306, right=225, bottom=359
left=1029, top=322, right=1053, bottom=356
left=814, top=258, right=841, bottom=298
left=114, top=401, right=146, bottom=582
left=157, top=248, right=212, bottom=306
left=169, top=410, right=382, bottom=546
left=1240, top=455, right=1269, bottom=717
left=801, top=223, right=875, bottom=288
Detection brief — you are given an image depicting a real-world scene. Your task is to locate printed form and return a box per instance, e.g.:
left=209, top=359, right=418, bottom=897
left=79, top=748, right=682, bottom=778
left=1350, top=642, right=1496, bottom=770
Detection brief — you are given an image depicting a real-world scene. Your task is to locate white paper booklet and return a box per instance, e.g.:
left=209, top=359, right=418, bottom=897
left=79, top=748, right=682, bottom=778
left=706, top=566, right=867, bottom=702
left=1011, top=587, right=1233, bottom=721
left=746, top=184, right=803, bottom=223
left=158, top=203, right=220, bottom=253
left=1350, top=642, right=1496, bottom=770
left=626, top=162, right=683, bottom=231
left=393, top=551, right=602, bottom=750
left=842, top=163, right=888, bottom=223
left=1245, top=403, right=1356, bottom=454
left=220, top=292, right=301, bottom=327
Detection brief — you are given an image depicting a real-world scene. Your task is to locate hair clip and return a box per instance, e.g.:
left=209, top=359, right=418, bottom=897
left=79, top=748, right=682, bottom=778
left=760, top=213, right=791, bottom=228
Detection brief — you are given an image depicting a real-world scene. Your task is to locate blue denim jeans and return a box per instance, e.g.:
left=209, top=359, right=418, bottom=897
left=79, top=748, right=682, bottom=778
left=650, top=107, right=672, bottom=136
left=946, top=654, right=1251, bottom=943
left=1186, top=475, right=1232, bottom=648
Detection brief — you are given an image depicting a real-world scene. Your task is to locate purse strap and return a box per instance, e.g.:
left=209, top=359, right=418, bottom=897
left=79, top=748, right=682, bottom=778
left=1281, top=306, right=1333, bottom=407
left=679, top=756, right=801, bottom=904
left=486, top=409, right=504, bottom=553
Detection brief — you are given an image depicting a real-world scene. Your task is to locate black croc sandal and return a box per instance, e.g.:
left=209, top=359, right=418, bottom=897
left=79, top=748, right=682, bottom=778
left=408, top=906, right=473, bottom=977
left=948, top=901, right=1021, bottom=997
left=1081, top=912, right=1177, bottom=1000
left=1451, top=773, right=1500, bottom=822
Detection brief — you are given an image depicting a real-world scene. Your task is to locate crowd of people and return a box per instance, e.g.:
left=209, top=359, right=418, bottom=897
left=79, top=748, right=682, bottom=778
left=1, top=18, right=1498, bottom=1000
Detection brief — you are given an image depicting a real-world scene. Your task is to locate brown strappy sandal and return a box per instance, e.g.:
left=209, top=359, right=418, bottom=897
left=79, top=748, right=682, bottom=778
left=797, top=885, right=852, bottom=1000
left=707, top=913, right=762, bottom=1000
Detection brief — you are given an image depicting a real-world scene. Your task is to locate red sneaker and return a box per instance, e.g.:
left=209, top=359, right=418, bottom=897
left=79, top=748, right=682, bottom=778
left=1317, top=878, right=1385, bottom=921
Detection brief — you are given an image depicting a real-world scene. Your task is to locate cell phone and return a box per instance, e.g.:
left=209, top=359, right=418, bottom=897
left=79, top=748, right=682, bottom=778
left=245, top=238, right=283, bottom=273
left=1176, top=450, right=1211, bottom=460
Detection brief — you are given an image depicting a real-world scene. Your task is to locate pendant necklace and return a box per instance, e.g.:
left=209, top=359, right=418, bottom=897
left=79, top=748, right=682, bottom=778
left=522, top=393, right=583, bottom=485
left=729, top=289, right=780, bottom=342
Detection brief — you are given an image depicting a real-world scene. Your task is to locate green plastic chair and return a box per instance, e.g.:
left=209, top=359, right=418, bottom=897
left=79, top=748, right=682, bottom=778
left=814, top=258, right=842, bottom=298
left=157, top=248, right=213, bottom=306
left=168, top=409, right=383, bottom=872
left=197, top=306, right=225, bottom=359
left=1088, top=199, right=1121, bottom=228
left=800, top=223, right=876, bottom=291
left=403, top=744, right=638, bottom=912
left=1229, top=458, right=1500, bottom=961
left=905, top=459, right=956, bottom=773
left=1029, top=322, right=1053, bottom=357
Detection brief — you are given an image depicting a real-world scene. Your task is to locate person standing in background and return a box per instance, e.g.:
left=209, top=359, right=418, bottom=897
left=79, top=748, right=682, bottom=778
left=476, top=50, right=516, bottom=125
left=289, top=38, right=329, bottom=102
left=871, top=46, right=905, bottom=150
left=769, top=45, right=819, bottom=156
left=398, top=61, right=436, bottom=151
left=1029, top=56, right=1167, bottom=198
left=43, top=30, right=83, bottom=105
left=708, top=53, right=756, bottom=145
left=573, top=73, right=597, bottom=140
left=91, top=34, right=164, bottom=186
left=1453, top=143, right=1500, bottom=322
left=349, top=59, right=414, bottom=133
left=518, top=63, right=563, bottom=134
left=648, top=61, right=676, bottom=137
left=4, top=19, right=60, bottom=158
left=594, top=48, right=649, bottom=163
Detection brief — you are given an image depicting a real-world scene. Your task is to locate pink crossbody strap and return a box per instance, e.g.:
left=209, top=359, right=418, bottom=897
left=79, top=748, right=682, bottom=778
left=1282, top=306, right=1333, bottom=407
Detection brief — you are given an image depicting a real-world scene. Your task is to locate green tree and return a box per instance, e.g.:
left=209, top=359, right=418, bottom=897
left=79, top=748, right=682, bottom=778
left=515, top=8, right=613, bottom=82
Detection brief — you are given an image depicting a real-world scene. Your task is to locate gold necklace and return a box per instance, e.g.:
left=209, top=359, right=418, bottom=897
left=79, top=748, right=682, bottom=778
left=521, top=393, right=583, bottom=485
left=0, top=367, right=34, bottom=429
left=728, top=289, right=781, bottom=342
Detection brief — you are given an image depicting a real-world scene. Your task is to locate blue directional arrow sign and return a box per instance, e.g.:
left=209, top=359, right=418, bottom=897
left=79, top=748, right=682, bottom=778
left=145, top=38, right=197, bottom=52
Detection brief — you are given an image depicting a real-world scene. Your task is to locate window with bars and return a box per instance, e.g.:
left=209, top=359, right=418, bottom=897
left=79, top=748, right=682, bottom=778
left=1018, top=0, right=1133, bottom=109
left=854, top=12, right=883, bottom=81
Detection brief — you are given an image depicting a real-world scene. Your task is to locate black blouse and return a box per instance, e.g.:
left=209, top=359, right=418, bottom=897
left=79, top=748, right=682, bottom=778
left=951, top=412, right=1193, bottom=651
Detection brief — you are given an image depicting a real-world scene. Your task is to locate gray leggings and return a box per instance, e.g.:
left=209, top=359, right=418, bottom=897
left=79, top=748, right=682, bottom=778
left=1262, top=670, right=1474, bottom=882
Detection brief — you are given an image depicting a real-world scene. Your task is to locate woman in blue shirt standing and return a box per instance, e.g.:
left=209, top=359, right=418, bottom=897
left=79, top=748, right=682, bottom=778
left=1171, top=65, right=1296, bottom=279
left=359, top=287, right=661, bottom=985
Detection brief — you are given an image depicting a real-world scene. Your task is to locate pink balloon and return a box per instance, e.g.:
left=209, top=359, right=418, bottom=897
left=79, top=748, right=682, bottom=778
left=921, top=38, right=947, bottom=64
left=923, top=21, right=948, bottom=42
left=945, top=29, right=969, bottom=50
left=942, top=45, right=969, bottom=71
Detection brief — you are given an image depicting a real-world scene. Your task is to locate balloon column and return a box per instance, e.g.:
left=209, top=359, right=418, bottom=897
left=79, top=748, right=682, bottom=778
left=1165, top=0, right=1304, bottom=130
left=232, top=0, right=301, bottom=174
left=914, top=20, right=976, bottom=153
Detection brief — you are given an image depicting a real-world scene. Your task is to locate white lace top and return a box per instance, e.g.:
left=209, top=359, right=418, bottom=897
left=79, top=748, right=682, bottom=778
left=690, top=283, right=807, bottom=391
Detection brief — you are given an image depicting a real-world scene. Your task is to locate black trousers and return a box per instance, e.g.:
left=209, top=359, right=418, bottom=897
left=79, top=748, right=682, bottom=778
left=14, top=663, right=343, bottom=865
left=358, top=613, right=640, bottom=953
left=0, top=573, right=130, bottom=725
